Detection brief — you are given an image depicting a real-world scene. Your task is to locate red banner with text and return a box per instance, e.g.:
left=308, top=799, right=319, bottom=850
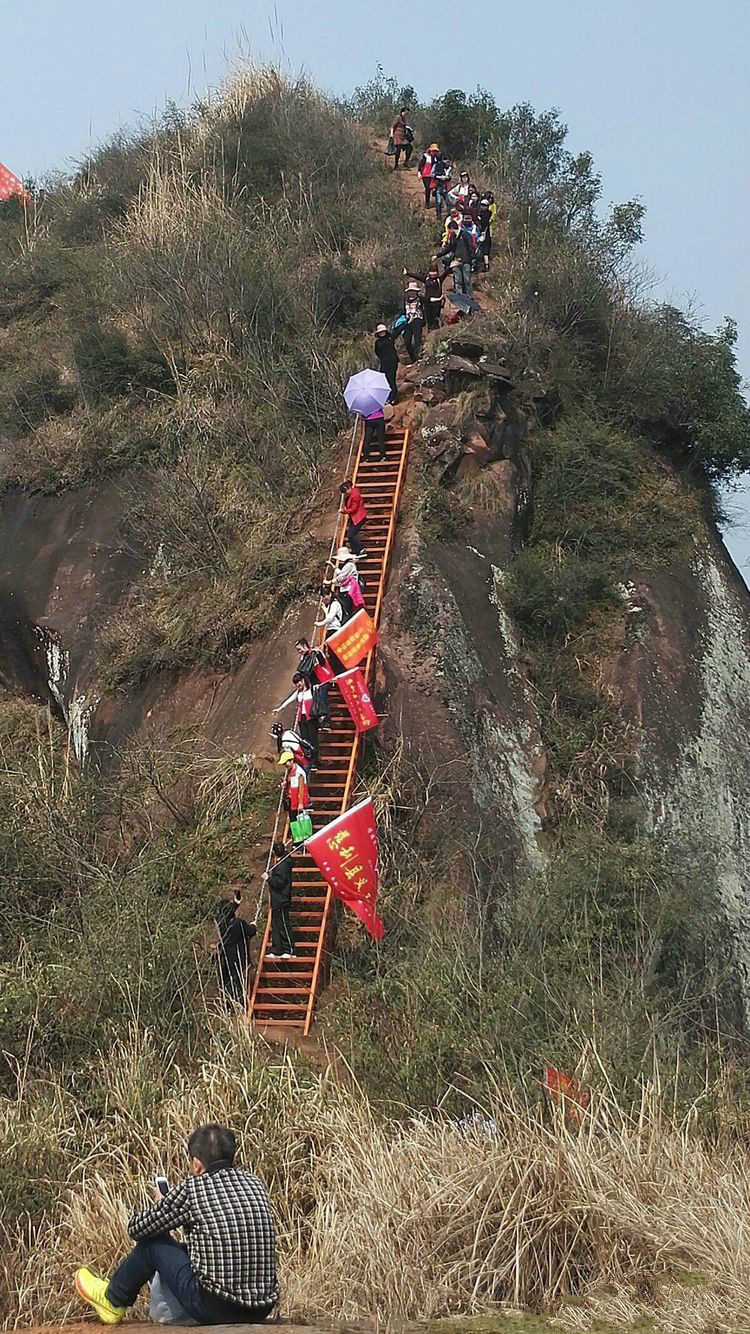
left=326, top=607, right=378, bottom=669
left=336, top=668, right=378, bottom=733
left=0, top=162, right=30, bottom=204
left=305, top=796, right=383, bottom=939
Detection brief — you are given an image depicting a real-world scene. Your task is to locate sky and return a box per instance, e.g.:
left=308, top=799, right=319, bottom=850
left=3, top=0, right=748, bottom=569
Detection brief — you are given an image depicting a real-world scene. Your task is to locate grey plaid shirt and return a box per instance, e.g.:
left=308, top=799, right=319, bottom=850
left=128, top=1166, right=279, bottom=1308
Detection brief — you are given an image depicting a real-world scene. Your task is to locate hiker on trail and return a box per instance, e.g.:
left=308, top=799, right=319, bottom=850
left=74, top=1123, right=279, bottom=1326
left=274, top=673, right=318, bottom=766
left=215, top=890, right=257, bottom=1008
left=403, top=281, right=426, bottom=363
left=475, top=196, right=493, bottom=272
left=417, top=142, right=440, bottom=206
left=263, top=841, right=296, bottom=959
left=295, top=637, right=333, bottom=727
left=375, top=323, right=399, bottom=404
left=433, top=225, right=474, bottom=296
left=404, top=262, right=449, bottom=330
left=390, top=108, right=413, bottom=169
left=448, top=170, right=472, bottom=208
left=340, top=479, right=367, bottom=557
left=280, top=750, right=309, bottom=818
left=361, top=405, right=386, bottom=462
left=431, top=151, right=452, bottom=219
left=270, top=720, right=313, bottom=770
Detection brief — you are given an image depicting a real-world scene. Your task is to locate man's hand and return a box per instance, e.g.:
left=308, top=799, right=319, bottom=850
left=262, top=871, right=269, bottom=882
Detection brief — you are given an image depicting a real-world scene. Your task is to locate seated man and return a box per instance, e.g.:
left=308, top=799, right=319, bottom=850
left=75, top=1123, right=279, bottom=1325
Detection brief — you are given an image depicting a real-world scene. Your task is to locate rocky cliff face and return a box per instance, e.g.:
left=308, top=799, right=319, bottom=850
left=1, top=335, right=749, bottom=1003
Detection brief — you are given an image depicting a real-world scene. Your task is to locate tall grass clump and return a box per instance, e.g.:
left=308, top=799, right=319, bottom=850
left=1, top=1032, right=749, bottom=1331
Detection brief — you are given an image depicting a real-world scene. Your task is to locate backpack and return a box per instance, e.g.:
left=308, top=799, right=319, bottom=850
left=391, top=313, right=408, bottom=339
left=405, top=124, right=414, bottom=143
left=298, top=737, right=315, bottom=760
left=311, top=685, right=324, bottom=718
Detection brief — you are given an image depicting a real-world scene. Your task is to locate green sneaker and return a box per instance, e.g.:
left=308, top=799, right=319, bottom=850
left=74, top=1267, right=126, bottom=1324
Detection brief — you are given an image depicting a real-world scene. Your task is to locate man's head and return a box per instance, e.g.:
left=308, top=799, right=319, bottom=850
left=272, top=840, right=286, bottom=859
left=187, top=1123, right=236, bottom=1176
left=295, top=636, right=310, bottom=652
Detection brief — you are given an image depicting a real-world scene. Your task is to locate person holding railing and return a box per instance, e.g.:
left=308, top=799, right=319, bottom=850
left=273, top=674, right=319, bottom=767
left=262, top=841, right=296, bottom=960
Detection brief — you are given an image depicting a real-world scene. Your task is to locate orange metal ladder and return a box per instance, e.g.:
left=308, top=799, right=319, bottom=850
left=250, top=423, right=411, bottom=1033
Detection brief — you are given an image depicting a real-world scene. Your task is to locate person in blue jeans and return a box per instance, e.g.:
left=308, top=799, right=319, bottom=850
left=74, top=1123, right=279, bottom=1325
left=431, top=153, right=452, bottom=220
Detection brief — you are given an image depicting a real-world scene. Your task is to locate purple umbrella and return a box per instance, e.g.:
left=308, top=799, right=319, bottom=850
left=343, top=369, right=391, bottom=418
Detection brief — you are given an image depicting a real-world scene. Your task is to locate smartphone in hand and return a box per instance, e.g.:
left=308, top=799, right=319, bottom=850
left=154, top=1174, right=169, bottom=1197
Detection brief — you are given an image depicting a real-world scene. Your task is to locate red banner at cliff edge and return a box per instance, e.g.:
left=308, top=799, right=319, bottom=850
left=0, top=162, right=30, bottom=204
left=336, top=668, right=378, bottom=733
left=305, top=796, right=383, bottom=939
left=326, top=607, right=378, bottom=669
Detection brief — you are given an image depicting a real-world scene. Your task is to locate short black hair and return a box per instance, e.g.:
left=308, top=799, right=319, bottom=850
left=187, top=1123, right=236, bottom=1167
left=292, top=672, right=303, bottom=684
left=295, top=636, right=310, bottom=648
left=272, top=840, right=286, bottom=857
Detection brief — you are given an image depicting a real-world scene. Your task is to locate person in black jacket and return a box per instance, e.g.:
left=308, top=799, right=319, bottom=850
left=215, top=891, right=257, bottom=1006
left=374, top=323, right=399, bottom=403
left=402, top=282, right=426, bottom=363
left=263, top=842, right=296, bottom=959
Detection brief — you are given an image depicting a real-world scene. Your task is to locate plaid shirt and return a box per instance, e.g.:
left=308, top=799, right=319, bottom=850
left=128, top=1166, right=279, bottom=1309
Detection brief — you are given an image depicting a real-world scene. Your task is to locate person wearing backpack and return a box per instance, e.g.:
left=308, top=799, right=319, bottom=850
left=431, top=152, right=452, bottom=220
left=390, top=108, right=413, bottom=169
left=270, top=721, right=314, bottom=770
left=374, top=324, right=399, bottom=404
left=263, top=842, right=296, bottom=960
left=433, top=225, right=475, bottom=297
left=417, top=143, right=440, bottom=207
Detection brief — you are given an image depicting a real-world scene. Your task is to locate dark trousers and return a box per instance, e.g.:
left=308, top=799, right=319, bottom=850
left=298, top=716, right=319, bottom=763
left=271, top=894, right=295, bottom=955
left=107, top=1235, right=274, bottom=1325
left=424, top=299, right=442, bottom=330
left=403, top=318, right=424, bottom=363
left=315, top=679, right=331, bottom=726
left=393, top=142, right=412, bottom=168
left=363, top=417, right=385, bottom=460
left=422, top=177, right=432, bottom=205
left=346, top=517, right=365, bottom=555
left=379, top=360, right=398, bottom=403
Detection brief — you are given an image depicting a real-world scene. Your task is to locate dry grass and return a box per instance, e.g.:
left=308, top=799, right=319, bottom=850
left=1, top=1027, right=748, bottom=1331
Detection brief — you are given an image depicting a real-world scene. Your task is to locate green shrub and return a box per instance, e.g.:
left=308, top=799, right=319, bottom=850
left=505, top=548, right=614, bottom=641
left=73, top=325, right=171, bottom=401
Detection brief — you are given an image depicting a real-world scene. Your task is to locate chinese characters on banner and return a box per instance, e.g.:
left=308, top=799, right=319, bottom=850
left=336, top=668, right=378, bottom=733
left=0, top=162, right=30, bottom=203
left=305, top=796, right=384, bottom=939
left=326, top=607, right=378, bottom=669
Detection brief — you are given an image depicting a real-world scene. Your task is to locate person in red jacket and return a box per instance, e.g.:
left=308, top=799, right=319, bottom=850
left=339, top=479, right=367, bottom=556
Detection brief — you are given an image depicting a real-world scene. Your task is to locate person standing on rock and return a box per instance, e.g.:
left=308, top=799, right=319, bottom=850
left=375, top=323, right=399, bottom=404
left=263, top=841, right=296, bottom=959
left=390, top=108, right=413, bottom=169
left=403, top=281, right=426, bottom=363
left=433, top=226, right=474, bottom=297
left=339, top=479, right=367, bottom=556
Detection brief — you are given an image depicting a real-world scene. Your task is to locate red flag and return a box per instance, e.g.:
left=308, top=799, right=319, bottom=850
left=326, top=608, right=378, bottom=669
left=336, top=668, right=378, bottom=733
left=305, top=797, right=384, bottom=939
left=543, top=1066, right=590, bottom=1124
left=0, top=162, right=30, bottom=204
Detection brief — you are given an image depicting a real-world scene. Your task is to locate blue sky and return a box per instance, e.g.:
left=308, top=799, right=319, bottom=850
left=3, top=0, right=748, bottom=567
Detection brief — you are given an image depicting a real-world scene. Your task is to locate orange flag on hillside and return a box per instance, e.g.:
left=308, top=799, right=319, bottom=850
left=543, top=1066, right=590, bottom=1125
left=326, top=608, right=378, bottom=669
